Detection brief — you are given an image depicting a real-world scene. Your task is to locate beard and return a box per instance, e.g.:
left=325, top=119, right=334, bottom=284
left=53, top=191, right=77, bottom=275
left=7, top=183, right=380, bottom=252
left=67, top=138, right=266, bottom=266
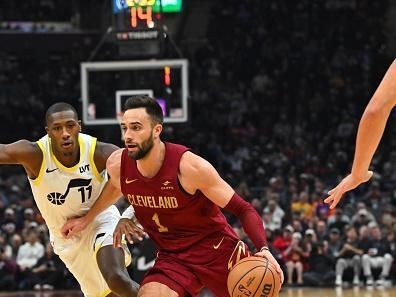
left=127, top=133, right=154, bottom=160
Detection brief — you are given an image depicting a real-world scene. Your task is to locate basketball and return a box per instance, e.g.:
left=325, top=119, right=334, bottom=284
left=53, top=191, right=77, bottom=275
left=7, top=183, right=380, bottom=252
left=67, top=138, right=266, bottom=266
left=227, top=256, right=281, bottom=297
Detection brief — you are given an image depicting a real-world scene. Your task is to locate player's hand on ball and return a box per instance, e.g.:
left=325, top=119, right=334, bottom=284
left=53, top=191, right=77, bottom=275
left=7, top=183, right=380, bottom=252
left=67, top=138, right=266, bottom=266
left=255, top=248, right=284, bottom=284
left=61, top=217, right=89, bottom=239
left=113, top=218, right=146, bottom=247
left=324, top=171, right=373, bottom=209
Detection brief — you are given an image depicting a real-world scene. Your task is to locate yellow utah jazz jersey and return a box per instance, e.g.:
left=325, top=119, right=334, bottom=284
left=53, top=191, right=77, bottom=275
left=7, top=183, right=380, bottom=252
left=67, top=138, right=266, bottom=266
left=28, top=133, right=107, bottom=240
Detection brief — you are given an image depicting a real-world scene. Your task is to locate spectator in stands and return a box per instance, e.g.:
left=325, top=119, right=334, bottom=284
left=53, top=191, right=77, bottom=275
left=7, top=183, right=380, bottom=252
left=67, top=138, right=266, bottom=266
left=0, top=245, right=17, bottom=290
left=2, top=207, right=16, bottom=225
left=312, top=194, right=330, bottom=221
left=22, top=208, right=35, bottom=229
left=291, top=191, right=313, bottom=221
left=362, top=181, right=384, bottom=216
left=265, top=177, right=288, bottom=208
left=2, top=222, right=16, bottom=241
left=235, top=179, right=251, bottom=199
left=263, top=198, right=285, bottom=231
left=326, top=228, right=343, bottom=260
left=351, top=203, right=376, bottom=229
left=328, top=209, right=349, bottom=234
left=335, top=226, right=363, bottom=286
left=303, top=242, right=335, bottom=286
left=314, top=220, right=329, bottom=242
left=273, top=225, right=293, bottom=258
left=9, top=234, right=22, bottom=260
left=249, top=198, right=262, bottom=213
left=284, top=232, right=309, bottom=286
left=303, top=229, right=317, bottom=255
left=30, top=243, right=64, bottom=290
left=352, top=209, right=376, bottom=230
left=311, top=181, right=329, bottom=216
left=292, top=218, right=307, bottom=234
left=380, top=208, right=394, bottom=230
left=387, top=231, right=396, bottom=276
left=16, top=228, right=44, bottom=289
left=0, top=233, right=12, bottom=259
left=36, top=223, right=49, bottom=246
left=361, top=225, right=393, bottom=286
left=359, top=225, right=371, bottom=243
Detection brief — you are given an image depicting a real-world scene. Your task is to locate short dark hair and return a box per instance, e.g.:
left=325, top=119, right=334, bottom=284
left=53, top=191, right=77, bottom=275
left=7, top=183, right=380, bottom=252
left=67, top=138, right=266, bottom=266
left=124, top=95, right=163, bottom=125
left=45, top=102, right=78, bottom=124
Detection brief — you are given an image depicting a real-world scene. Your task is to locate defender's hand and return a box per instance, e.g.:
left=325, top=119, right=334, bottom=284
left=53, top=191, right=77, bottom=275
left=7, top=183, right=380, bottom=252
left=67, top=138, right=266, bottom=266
left=113, top=218, right=146, bottom=248
left=255, top=248, right=284, bottom=284
left=61, top=217, right=89, bottom=239
left=324, top=171, right=373, bottom=209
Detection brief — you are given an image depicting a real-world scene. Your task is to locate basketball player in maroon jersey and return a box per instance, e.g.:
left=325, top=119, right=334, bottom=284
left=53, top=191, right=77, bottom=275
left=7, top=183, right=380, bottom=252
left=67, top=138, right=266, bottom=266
left=62, top=96, right=283, bottom=297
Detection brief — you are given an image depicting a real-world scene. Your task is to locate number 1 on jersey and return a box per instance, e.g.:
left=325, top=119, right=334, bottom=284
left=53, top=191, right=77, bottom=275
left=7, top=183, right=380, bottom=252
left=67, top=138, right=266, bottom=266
left=152, top=213, right=168, bottom=232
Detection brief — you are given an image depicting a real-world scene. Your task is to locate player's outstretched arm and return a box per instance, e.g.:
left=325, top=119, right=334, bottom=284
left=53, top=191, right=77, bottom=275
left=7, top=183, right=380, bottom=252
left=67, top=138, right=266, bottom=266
left=61, top=149, right=124, bottom=238
left=0, top=140, right=42, bottom=178
left=179, top=152, right=284, bottom=283
left=94, top=141, right=120, bottom=172
left=325, top=60, right=396, bottom=209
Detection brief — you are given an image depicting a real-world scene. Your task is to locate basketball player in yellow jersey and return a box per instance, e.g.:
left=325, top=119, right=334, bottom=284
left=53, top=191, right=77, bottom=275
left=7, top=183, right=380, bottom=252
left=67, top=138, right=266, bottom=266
left=325, top=60, right=396, bottom=208
left=0, top=102, right=139, bottom=297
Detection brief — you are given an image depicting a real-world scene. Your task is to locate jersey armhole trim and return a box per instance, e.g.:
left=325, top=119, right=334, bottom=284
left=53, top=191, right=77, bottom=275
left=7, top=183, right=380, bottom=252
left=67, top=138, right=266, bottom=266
left=30, top=140, right=46, bottom=186
left=120, top=149, right=126, bottom=194
left=176, top=149, right=198, bottom=197
left=98, top=288, right=112, bottom=297
left=90, top=137, right=104, bottom=182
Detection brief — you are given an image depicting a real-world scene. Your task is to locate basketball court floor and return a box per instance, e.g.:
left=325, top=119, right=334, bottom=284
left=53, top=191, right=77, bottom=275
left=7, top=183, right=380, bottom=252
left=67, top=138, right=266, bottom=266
left=281, top=287, right=395, bottom=297
left=0, top=288, right=395, bottom=297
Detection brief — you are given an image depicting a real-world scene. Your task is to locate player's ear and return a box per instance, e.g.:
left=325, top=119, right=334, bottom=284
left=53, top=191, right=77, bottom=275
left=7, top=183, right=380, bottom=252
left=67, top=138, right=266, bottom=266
left=153, top=123, right=162, bottom=139
left=78, top=120, right=82, bottom=132
left=45, top=126, right=49, bottom=134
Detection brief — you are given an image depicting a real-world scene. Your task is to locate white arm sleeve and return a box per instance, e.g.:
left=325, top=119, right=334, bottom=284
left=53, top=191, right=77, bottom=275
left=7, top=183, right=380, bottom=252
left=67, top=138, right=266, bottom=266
left=121, top=205, right=135, bottom=219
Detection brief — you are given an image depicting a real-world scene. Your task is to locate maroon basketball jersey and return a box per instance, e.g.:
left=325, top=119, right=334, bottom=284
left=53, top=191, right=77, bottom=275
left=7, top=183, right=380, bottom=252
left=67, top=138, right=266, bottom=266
left=120, top=142, right=235, bottom=252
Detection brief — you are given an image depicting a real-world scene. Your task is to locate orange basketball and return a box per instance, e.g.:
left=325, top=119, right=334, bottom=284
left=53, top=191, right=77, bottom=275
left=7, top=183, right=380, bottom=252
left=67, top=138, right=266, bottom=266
left=227, top=256, right=281, bottom=297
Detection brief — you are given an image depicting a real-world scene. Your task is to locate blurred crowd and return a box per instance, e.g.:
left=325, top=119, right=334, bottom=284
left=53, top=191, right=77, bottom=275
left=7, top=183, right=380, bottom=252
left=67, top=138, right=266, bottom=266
left=0, top=0, right=395, bottom=292
left=0, top=0, right=74, bottom=22
left=187, top=0, right=395, bottom=288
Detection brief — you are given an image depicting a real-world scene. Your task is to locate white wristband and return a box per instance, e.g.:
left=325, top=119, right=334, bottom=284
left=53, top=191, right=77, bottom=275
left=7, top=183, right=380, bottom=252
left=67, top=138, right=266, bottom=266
left=121, top=206, right=135, bottom=219
left=260, top=246, right=269, bottom=252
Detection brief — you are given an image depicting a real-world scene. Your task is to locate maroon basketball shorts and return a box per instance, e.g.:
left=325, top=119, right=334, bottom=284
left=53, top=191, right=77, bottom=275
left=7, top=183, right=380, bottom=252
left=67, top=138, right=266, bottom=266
left=141, top=229, right=250, bottom=297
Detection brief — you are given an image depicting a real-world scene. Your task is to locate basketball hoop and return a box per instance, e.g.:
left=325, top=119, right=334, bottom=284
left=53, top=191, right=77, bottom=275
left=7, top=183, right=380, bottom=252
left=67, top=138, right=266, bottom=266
left=81, top=60, right=188, bottom=125
left=116, top=112, right=124, bottom=141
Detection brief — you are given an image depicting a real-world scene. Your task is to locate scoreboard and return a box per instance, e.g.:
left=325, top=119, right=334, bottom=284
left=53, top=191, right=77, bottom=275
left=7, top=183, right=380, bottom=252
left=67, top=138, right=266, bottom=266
left=113, top=0, right=183, bottom=13
left=112, top=0, right=183, bottom=56
left=112, top=0, right=182, bottom=31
